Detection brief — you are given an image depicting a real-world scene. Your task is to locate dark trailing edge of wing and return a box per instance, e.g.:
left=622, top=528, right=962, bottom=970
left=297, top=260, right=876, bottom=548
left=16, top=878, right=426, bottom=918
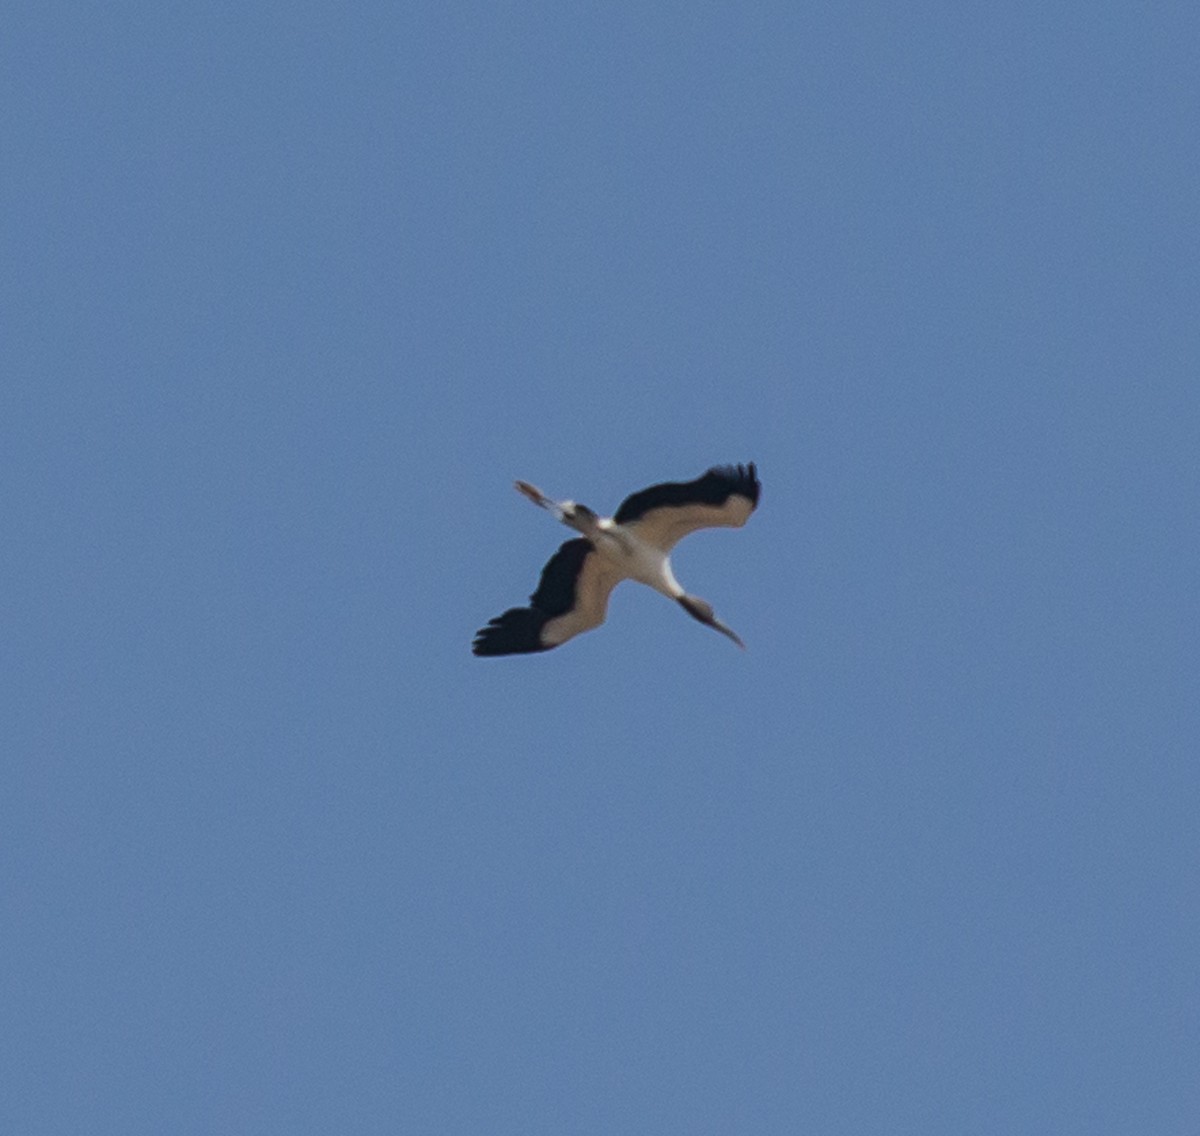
left=470, top=607, right=551, bottom=655
left=612, top=463, right=760, bottom=526
left=472, top=538, right=592, bottom=656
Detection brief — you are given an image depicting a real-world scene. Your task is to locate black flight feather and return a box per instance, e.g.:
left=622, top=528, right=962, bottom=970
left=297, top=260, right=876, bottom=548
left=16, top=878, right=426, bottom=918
left=612, top=463, right=760, bottom=526
left=472, top=538, right=592, bottom=656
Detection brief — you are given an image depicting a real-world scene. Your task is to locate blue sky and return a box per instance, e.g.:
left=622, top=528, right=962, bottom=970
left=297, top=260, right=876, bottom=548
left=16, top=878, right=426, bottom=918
left=4, top=2, right=1198, bottom=1132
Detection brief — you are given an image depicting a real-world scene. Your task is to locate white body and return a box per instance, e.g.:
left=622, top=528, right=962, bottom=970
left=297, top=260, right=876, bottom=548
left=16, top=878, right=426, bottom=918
left=583, top=518, right=683, bottom=597
left=473, top=465, right=759, bottom=655
left=521, top=479, right=754, bottom=649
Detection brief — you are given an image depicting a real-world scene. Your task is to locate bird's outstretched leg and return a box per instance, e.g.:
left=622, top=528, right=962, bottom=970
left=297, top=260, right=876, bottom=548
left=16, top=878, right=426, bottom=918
left=515, top=480, right=601, bottom=538
left=515, top=480, right=573, bottom=526
left=515, top=480, right=555, bottom=511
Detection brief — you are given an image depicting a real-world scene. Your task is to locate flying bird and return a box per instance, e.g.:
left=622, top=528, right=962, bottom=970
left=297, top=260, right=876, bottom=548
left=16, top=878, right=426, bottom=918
left=473, top=463, right=760, bottom=656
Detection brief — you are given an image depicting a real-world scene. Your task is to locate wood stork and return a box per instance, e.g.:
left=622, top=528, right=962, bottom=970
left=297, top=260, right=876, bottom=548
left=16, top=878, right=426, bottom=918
left=472, top=463, right=760, bottom=655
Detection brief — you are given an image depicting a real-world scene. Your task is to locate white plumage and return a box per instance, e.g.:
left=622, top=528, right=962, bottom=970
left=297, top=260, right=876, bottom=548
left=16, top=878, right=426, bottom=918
left=473, top=463, right=761, bottom=656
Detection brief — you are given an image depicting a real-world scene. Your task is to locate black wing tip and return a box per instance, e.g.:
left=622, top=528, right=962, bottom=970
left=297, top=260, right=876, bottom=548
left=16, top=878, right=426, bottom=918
left=472, top=607, right=554, bottom=656
left=709, top=461, right=760, bottom=507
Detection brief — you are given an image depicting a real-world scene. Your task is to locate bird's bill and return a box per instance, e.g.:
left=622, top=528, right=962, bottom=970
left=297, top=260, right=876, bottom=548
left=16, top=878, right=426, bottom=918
left=678, top=594, right=746, bottom=649
left=712, top=618, right=746, bottom=650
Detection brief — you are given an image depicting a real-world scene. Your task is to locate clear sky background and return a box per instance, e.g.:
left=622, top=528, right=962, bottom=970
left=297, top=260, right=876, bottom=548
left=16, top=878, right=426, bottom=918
left=4, top=3, right=1198, bottom=1133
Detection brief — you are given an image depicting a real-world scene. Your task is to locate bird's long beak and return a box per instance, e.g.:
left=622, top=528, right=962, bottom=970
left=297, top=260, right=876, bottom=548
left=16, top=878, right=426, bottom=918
left=679, top=595, right=746, bottom=649
left=711, top=618, right=746, bottom=650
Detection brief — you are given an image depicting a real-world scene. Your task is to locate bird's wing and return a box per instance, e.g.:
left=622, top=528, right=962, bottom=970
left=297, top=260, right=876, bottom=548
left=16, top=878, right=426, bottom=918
left=472, top=538, right=626, bottom=656
left=612, top=463, right=760, bottom=552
